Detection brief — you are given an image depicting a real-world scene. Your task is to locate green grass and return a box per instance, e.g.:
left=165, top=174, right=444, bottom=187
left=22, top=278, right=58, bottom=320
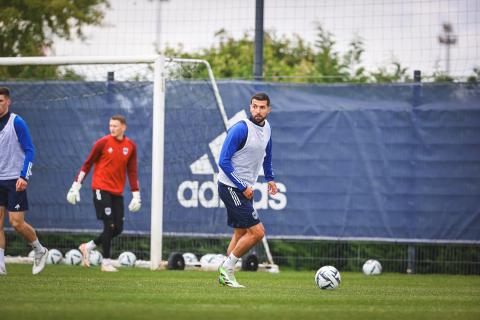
left=1, top=264, right=480, bottom=320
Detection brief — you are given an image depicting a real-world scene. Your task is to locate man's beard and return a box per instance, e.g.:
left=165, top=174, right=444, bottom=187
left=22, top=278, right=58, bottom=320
left=252, top=115, right=266, bottom=125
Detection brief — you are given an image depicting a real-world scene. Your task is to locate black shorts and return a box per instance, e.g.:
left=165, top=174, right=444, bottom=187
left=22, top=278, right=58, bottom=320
left=218, top=182, right=260, bottom=229
left=0, top=179, right=28, bottom=212
left=92, top=189, right=124, bottom=223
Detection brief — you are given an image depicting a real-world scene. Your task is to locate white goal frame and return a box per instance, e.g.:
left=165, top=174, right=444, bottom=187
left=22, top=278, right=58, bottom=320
left=0, top=55, right=275, bottom=270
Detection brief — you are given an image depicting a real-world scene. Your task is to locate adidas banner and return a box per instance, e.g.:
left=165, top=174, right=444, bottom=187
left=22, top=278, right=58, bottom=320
left=3, top=81, right=480, bottom=243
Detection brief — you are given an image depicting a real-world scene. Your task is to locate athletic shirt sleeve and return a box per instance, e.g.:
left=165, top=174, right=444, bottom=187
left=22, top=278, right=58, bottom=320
left=126, top=141, right=139, bottom=192
left=263, top=137, right=274, bottom=182
left=218, top=121, right=249, bottom=191
left=78, top=137, right=108, bottom=181
left=13, top=116, right=35, bottom=180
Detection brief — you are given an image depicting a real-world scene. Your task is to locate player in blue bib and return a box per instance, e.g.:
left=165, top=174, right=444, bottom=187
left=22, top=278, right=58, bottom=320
left=217, top=92, right=278, bottom=288
left=0, top=87, right=48, bottom=275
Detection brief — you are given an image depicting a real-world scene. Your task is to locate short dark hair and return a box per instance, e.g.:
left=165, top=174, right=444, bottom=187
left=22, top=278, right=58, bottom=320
left=0, top=87, right=10, bottom=97
left=111, top=114, right=126, bottom=124
left=250, top=92, right=270, bottom=106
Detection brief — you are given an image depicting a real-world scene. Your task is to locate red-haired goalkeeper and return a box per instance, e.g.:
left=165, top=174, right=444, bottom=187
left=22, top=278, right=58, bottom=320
left=67, top=115, right=141, bottom=272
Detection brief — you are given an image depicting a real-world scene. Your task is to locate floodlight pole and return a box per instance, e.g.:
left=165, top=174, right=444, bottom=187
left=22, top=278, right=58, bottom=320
left=438, top=22, right=457, bottom=75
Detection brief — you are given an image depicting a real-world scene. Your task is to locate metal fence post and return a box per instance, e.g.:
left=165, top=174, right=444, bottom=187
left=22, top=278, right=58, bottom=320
left=412, top=70, right=421, bottom=107
left=406, top=70, right=421, bottom=275
left=253, top=0, right=264, bottom=80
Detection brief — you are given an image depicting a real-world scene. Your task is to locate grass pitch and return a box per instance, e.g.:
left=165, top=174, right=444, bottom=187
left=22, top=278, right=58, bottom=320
left=1, top=264, right=479, bottom=320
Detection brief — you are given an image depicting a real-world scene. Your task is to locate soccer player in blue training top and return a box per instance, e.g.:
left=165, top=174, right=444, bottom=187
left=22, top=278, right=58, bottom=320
left=217, top=92, right=278, bottom=288
left=0, top=87, right=48, bottom=275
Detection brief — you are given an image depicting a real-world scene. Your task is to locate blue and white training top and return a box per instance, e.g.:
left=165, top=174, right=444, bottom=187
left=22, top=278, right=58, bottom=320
left=218, top=118, right=274, bottom=191
left=0, top=112, right=35, bottom=180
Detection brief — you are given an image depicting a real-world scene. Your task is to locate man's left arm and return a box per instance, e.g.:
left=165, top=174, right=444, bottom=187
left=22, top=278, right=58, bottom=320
left=14, top=116, right=35, bottom=191
left=263, top=137, right=277, bottom=195
left=127, top=142, right=141, bottom=212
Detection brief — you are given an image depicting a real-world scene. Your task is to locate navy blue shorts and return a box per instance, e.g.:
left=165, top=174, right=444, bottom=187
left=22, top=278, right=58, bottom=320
left=0, top=179, right=29, bottom=212
left=218, top=182, right=260, bottom=229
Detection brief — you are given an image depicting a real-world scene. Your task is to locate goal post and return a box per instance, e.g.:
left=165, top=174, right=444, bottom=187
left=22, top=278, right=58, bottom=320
left=0, top=55, right=168, bottom=270
left=150, top=56, right=165, bottom=270
left=0, top=55, right=276, bottom=271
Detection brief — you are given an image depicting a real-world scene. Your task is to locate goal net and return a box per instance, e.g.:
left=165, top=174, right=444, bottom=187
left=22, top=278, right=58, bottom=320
left=0, top=56, right=274, bottom=270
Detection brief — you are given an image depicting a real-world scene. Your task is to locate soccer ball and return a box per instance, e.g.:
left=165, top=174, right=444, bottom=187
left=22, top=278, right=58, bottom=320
left=183, top=252, right=198, bottom=264
left=315, top=266, right=341, bottom=290
left=200, top=254, right=227, bottom=271
left=64, top=249, right=82, bottom=265
left=118, top=251, right=136, bottom=267
left=200, top=254, right=225, bottom=265
left=362, top=259, right=382, bottom=275
left=89, top=250, right=103, bottom=266
left=47, top=249, right=63, bottom=264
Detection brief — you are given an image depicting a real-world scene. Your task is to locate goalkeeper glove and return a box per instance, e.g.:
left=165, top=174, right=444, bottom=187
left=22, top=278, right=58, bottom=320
left=67, top=181, right=82, bottom=205
left=128, top=191, right=141, bottom=212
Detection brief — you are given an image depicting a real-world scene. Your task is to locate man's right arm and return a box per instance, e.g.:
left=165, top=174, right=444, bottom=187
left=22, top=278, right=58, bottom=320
left=76, top=138, right=106, bottom=183
left=218, top=121, right=248, bottom=191
left=67, top=138, right=106, bottom=205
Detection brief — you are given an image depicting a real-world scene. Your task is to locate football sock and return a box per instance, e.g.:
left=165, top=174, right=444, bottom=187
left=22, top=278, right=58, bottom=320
left=224, top=253, right=239, bottom=271
left=30, top=239, right=45, bottom=254
left=97, top=221, right=113, bottom=259
left=0, top=248, right=5, bottom=265
left=94, top=219, right=115, bottom=258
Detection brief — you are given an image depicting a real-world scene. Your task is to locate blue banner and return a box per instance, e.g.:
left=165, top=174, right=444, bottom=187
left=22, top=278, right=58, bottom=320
left=3, top=80, right=480, bottom=243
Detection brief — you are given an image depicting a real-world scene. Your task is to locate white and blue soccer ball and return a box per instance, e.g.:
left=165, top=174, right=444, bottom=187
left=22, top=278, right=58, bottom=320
left=47, top=249, right=63, bottom=264
left=362, top=259, right=382, bottom=276
left=118, top=251, right=136, bottom=267
left=183, top=252, right=198, bottom=264
left=315, top=265, right=341, bottom=290
left=89, top=250, right=103, bottom=266
left=200, top=254, right=226, bottom=268
left=64, top=249, right=82, bottom=266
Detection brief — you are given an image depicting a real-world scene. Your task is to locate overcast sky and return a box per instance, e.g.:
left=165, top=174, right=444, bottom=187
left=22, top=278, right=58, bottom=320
left=53, top=0, right=480, bottom=78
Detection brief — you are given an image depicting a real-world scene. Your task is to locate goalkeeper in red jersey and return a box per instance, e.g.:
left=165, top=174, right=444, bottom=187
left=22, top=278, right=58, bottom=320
left=66, top=115, right=141, bottom=272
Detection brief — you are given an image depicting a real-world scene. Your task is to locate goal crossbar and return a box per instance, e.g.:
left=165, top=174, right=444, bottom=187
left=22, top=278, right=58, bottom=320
left=0, top=56, right=228, bottom=127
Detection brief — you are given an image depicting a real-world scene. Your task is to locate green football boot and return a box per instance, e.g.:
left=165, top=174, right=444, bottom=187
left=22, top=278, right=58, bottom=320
left=218, top=264, right=245, bottom=288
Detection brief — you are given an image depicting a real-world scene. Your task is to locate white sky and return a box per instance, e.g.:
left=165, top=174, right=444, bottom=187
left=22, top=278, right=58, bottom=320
left=53, top=0, right=480, bottom=78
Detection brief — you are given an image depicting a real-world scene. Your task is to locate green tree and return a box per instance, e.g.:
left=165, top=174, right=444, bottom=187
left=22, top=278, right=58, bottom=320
left=307, top=25, right=370, bottom=83
left=467, top=67, right=480, bottom=84
left=263, top=32, right=316, bottom=82
left=309, top=25, right=348, bottom=82
left=164, top=29, right=316, bottom=82
left=432, top=72, right=455, bottom=83
left=0, top=0, right=109, bottom=79
left=370, top=61, right=410, bottom=83
left=163, top=26, right=413, bottom=84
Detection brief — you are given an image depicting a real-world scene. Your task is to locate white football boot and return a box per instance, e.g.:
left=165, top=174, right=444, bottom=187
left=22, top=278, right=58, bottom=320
left=218, top=261, right=245, bottom=288
left=101, top=259, right=118, bottom=272
left=78, top=243, right=91, bottom=267
left=0, top=263, right=6, bottom=276
left=32, top=248, right=48, bottom=275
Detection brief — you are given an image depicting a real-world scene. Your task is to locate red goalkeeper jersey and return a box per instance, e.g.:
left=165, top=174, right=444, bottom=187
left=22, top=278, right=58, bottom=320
left=78, top=135, right=139, bottom=195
